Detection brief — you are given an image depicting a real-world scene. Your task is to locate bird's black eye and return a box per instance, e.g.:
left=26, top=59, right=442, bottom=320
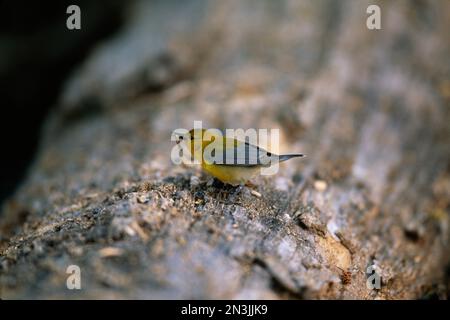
left=267, top=152, right=272, bottom=156
left=179, top=136, right=183, bottom=140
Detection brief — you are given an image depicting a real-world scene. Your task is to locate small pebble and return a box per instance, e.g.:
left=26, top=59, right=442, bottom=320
left=250, top=189, right=261, bottom=198
left=176, top=236, right=187, bottom=245
left=190, top=175, right=200, bottom=187
left=69, top=246, right=84, bottom=257
left=99, top=247, right=124, bottom=258
left=131, top=221, right=149, bottom=241
left=124, top=225, right=136, bottom=237
left=314, top=180, right=328, bottom=192
left=137, top=195, right=149, bottom=204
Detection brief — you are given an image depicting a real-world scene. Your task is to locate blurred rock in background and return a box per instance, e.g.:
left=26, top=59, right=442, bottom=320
left=0, top=0, right=126, bottom=204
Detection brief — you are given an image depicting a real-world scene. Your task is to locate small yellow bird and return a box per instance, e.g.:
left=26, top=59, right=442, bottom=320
left=175, top=129, right=304, bottom=186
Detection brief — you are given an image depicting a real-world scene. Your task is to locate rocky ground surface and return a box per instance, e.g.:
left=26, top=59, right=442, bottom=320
left=1, top=0, right=449, bottom=299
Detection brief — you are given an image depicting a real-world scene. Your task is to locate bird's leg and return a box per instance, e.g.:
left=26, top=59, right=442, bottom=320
left=234, top=184, right=245, bottom=195
left=206, top=177, right=215, bottom=187
left=223, top=183, right=239, bottom=201
left=210, top=178, right=229, bottom=201
left=223, top=184, right=243, bottom=204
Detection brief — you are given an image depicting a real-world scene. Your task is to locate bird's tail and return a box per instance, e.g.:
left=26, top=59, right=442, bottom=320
left=278, top=153, right=305, bottom=163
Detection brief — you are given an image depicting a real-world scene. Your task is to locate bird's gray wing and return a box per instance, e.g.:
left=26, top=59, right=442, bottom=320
left=203, top=140, right=274, bottom=167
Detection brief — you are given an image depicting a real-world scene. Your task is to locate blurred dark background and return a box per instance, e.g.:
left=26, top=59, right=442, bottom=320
left=0, top=0, right=126, bottom=205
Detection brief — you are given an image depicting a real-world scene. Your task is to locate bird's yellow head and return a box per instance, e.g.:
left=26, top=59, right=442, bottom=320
left=175, top=128, right=220, bottom=161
